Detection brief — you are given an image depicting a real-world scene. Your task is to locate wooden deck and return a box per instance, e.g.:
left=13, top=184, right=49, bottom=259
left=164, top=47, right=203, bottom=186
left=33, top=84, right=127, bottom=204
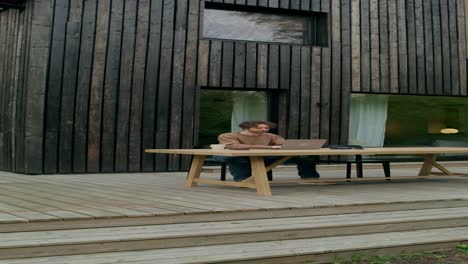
left=1, top=162, right=468, bottom=225
left=1, top=162, right=468, bottom=262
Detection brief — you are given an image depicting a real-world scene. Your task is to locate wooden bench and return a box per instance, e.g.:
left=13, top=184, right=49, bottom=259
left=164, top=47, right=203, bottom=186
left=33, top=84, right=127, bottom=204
left=346, top=155, right=391, bottom=179
left=203, top=159, right=273, bottom=181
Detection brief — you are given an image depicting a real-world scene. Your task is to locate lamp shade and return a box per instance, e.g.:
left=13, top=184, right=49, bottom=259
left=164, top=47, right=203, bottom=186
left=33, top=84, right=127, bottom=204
left=440, top=128, right=459, bottom=134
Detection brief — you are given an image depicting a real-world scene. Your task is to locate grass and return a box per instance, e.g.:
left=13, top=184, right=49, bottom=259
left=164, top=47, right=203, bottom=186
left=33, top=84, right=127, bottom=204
left=331, top=243, right=468, bottom=264
left=458, top=243, right=468, bottom=254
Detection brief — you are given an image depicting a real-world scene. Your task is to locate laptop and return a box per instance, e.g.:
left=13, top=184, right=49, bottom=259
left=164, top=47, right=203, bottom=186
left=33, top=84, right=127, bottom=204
left=281, top=139, right=328, bottom=150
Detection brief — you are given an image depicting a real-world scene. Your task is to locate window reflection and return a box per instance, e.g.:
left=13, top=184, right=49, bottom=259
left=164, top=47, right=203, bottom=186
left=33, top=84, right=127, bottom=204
left=204, top=9, right=310, bottom=44
left=203, top=5, right=327, bottom=46
left=199, top=90, right=270, bottom=146
left=349, top=93, right=468, bottom=153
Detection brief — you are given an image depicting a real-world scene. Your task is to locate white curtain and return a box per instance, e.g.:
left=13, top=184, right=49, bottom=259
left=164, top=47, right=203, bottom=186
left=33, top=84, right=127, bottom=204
left=231, top=92, right=267, bottom=132
left=349, top=94, right=388, bottom=147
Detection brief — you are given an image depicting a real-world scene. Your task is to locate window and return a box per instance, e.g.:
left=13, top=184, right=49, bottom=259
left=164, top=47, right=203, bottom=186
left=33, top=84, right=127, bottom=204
left=198, top=89, right=280, bottom=146
left=384, top=95, right=468, bottom=148
left=349, top=94, right=468, bottom=158
left=203, top=3, right=328, bottom=46
left=0, top=0, right=26, bottom=10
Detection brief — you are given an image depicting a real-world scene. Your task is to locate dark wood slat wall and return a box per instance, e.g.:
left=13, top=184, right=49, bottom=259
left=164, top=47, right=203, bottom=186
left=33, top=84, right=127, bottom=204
left=128, top=0, right=150, bottom=171
left=15, top=0, right=33, bottom=173
left=2, top=0, right=468, bottom=173
left=0, top=1, right=34, bottom=173
left=43, top=0, right=70, bottom=173
left=73, top=0, right=97, bottom=173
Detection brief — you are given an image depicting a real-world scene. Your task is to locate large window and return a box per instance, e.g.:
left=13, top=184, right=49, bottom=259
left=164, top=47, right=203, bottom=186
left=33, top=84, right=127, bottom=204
left=384, top=95, right=468, bottom=147
left=203, top=3, right=328, bottom=46
left=349, top=94, right=468, bottom=152
left=198, top=89, right=279, bottom=146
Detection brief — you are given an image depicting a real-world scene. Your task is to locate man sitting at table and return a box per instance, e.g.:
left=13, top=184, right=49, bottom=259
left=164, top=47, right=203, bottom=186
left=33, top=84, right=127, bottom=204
left=213, top=120, right=320, bottom=182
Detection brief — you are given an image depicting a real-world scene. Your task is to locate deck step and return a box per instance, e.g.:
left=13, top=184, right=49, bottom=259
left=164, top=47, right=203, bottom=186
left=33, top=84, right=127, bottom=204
left=1, top=207, right=468, bottom=260
left=3, top=199, right=468, bottom=233
left=1, top=226, right=468, bottom=264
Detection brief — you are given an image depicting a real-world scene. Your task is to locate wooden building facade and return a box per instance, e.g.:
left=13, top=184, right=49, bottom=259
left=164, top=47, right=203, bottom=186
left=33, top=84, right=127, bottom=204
left=1, top=0, right=468, bottom=174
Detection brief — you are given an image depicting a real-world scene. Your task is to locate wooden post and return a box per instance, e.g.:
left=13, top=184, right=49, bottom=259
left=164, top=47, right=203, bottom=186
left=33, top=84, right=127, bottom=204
left=185, top=155, right=206, bottom=187
left=250, top=156, right=272, bottom=196
left=418, top=154, right=435, bottom=176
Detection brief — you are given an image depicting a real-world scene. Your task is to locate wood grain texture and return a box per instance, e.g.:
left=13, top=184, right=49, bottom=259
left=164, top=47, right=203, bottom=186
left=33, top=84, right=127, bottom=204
left=388, top=0, right=399, bottom=93
left=86, top=0, right=109, bottom=172
left=58, top=0, right=84, bottom=173
left=73, top=0, right=98, bottom=173
left=423, top=0, right=434, bottom=95
left=415, top=0, right=425, bottom=94
left=456, top=0, right=467, bottom=95
left=397, top=0, right=408, bottom=93
left=407, top=0, right=417, bottom=94
left=141, top=0, right=163, bottom=172
left=24, top=0, right=53, bottom=173
left=115, top=0, right=138, bottom=172
left=128, top=0, right=150, bottom=172
left=351, top=0, right=360, bottom=92
left=360, top=0, right=371, bottom=92
left=432, top=0, right=443, bottom=95
left=440, top=0, right=452, bottom=95
left=448, top=0, right=459, bottom=95
left=43, top=0, right=69, bottom=173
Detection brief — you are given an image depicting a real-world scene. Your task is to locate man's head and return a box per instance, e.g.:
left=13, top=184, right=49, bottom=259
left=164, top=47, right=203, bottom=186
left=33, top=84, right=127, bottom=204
left=238, top=121, right=277, bottom=134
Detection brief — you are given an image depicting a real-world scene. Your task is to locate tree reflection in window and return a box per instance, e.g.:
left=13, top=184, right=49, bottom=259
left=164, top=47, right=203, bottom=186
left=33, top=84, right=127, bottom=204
left=203, top=4, right=327, bottom=46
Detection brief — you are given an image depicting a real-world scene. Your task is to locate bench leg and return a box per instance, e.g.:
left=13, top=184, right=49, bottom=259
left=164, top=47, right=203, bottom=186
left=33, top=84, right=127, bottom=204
left=267, top=170, right=273, bottom=181
left=220, top=163, right=227, bottom=181
left=383, top=161, right=391, bottom=180
left=221, top=162, right=273, bottom=181
left=346, top=162, right=351, bottom=179
left=356, top=155, right=363, bottom=178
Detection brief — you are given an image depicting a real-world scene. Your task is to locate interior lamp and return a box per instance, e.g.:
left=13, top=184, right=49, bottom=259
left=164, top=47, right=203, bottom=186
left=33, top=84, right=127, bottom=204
left=440, top=128, right=459, bottom=134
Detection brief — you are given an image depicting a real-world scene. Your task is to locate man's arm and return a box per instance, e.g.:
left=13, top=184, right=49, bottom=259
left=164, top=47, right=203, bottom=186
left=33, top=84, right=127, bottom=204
left=270, top=134, right=285, bottom=147
left=218, top=133, right=280, bottom=150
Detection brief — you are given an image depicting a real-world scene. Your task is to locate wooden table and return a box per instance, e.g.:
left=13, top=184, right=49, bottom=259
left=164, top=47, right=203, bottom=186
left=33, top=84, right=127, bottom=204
left=145, top=147, right=468, bottom=196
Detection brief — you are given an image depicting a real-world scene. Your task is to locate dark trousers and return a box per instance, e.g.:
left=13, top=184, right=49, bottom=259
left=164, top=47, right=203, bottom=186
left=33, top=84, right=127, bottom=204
left=213, top=156, right=319, bottom=181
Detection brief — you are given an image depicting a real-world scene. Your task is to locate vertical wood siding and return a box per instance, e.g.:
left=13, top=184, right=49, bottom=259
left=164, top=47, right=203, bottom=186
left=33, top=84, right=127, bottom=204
left=0, top=1, right=35, bottom=173
left=1, top=0, right=468, bottom=173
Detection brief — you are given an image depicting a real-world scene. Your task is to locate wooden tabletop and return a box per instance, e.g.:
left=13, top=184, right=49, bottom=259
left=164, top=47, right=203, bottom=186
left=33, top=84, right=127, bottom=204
left=145, top=147, right=468, bottom=157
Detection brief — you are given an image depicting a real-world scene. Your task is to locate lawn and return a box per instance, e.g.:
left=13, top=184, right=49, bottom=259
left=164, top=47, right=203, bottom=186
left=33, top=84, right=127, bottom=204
left=332, top=244, right=468, bottom=264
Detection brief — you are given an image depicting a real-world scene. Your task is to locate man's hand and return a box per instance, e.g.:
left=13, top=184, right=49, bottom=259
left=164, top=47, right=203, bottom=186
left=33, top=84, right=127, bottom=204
left=271, top=145, right=282, bottom=149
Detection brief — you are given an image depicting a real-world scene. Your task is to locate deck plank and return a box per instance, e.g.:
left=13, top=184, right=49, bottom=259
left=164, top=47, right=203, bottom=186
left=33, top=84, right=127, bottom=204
left=0, top=164, right=467, bottom=223
left=2, top=206, right=468, bottom=247
left=1, top=227, right=468, bottom=264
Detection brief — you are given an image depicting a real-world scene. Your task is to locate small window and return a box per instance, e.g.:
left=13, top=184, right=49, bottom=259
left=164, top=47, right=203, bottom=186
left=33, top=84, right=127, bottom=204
left=203, top=3, right=328, bottom=46
left=0, top=0, right=26, bottom=10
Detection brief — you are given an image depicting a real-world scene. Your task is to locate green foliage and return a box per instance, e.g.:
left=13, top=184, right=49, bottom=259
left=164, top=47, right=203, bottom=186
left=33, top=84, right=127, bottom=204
left=198, top=90, right=234, bottom=146
left=457, top=243, right=468, bottom=253
left=329, top=249, right=465, bottom=264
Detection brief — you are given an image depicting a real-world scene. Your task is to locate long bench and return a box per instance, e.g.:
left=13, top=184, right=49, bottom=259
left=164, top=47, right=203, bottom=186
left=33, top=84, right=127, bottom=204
left=210, top=155, right=391, bottom=180
left=205, top=154, right=456, bottom=181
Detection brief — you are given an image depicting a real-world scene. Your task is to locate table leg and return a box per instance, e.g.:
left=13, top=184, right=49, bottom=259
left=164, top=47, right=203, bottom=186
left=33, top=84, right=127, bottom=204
left=250, top=156, right=272, bottom=196
left=419, top=154, right=454, bottom=176
left=418, top=154, right=435, bottom=176
left=185, top=155, right=207, bottom=188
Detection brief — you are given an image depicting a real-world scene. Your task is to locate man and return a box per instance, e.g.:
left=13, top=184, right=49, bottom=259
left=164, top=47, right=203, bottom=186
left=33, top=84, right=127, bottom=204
left=213, top=121, right=320, bottom=181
